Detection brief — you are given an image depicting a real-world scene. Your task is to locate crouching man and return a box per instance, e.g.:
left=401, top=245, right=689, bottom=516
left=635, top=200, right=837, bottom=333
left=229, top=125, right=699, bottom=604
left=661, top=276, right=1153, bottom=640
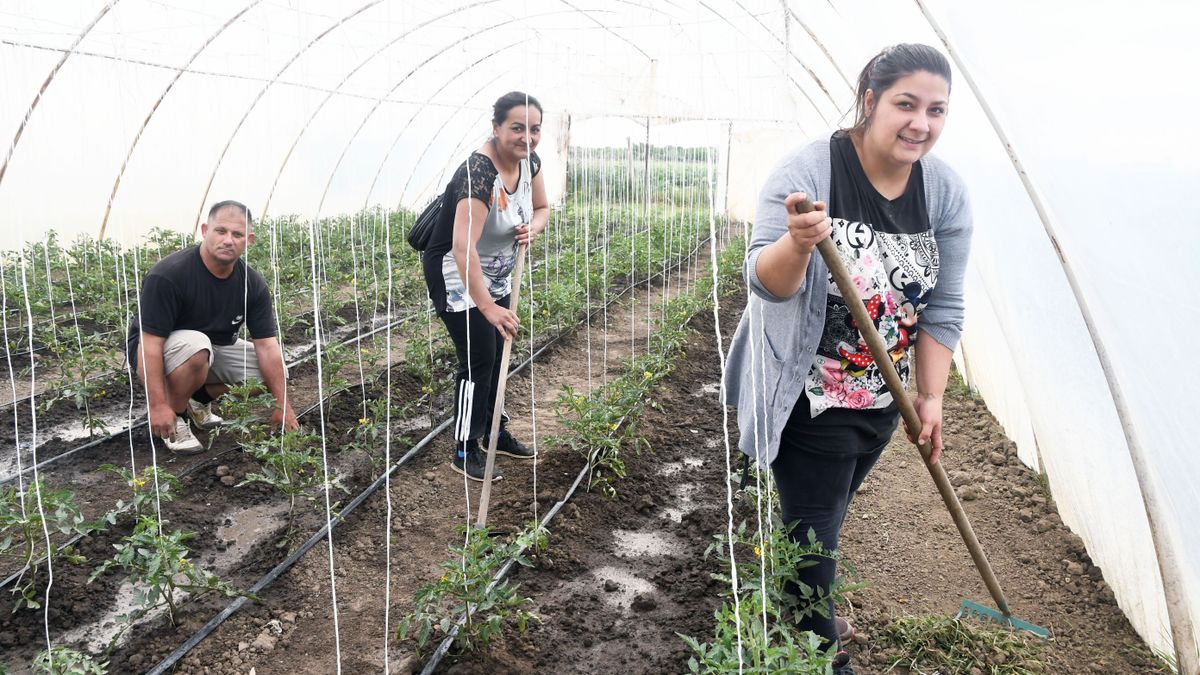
left=126, top=200, right=298, bottom=453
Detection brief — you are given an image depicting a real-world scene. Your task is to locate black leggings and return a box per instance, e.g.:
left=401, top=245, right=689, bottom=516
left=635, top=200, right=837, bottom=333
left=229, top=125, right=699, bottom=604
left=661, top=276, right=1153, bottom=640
left=771, top=396, right=897, bottom=647
left=439, top=295, right=510, bottom=446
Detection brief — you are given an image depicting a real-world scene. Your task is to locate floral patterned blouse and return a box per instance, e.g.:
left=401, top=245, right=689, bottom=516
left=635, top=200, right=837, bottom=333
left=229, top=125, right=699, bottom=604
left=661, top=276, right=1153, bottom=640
left=427, top=151, right=541, bottom=313
left=804, top=131, right=939, bottom=418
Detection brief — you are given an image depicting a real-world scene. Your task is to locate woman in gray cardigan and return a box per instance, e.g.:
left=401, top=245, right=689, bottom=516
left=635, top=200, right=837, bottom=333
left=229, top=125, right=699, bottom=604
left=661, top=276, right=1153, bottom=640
left=724, top=44, right=972, bottom=674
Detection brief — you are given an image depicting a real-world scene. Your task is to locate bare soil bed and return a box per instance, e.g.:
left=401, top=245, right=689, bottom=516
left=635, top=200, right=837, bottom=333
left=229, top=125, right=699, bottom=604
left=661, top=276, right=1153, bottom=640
left=444, top=295, right=1167, bottom=674
left=1, top=273, right=1167, bottom=674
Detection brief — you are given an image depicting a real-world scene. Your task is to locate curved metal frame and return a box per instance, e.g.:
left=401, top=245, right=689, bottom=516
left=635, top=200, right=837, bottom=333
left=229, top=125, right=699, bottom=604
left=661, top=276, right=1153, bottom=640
left=257, top=0, right=504, bottom=219
left=97, top=1, right=264, bottom=241
left=190, top=0, right=387, bottom=236
left=0, top=1, right=119, bottom=189
left=360, top=44, right=520, bottom=209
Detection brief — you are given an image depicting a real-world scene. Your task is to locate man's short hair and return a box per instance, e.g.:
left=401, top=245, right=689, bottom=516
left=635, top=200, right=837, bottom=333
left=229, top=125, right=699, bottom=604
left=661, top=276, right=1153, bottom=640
left=208, top=200, right=252, bottom=227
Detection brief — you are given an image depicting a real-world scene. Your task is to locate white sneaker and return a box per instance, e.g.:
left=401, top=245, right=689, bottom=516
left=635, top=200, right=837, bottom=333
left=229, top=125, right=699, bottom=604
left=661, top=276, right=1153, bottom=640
left=164, top=415, right=204, bottom=454
left=187, top=399, right=224, bottom=430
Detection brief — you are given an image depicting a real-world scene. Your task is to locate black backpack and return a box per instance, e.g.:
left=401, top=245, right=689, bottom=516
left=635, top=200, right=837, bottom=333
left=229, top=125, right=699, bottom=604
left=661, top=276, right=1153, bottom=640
left=406, top=186, right=452, bottom=252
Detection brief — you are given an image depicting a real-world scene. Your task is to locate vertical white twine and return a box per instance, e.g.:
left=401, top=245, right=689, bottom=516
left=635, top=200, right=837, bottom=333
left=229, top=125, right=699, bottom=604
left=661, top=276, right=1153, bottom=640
left=306, top=214, right=343, bottom=674
left=0, top=256, right=25, bottom=512
left=699, top=54, right=744, bottom=672
left=18, top=246, right=55, bottom=660
left=383, top=206, right=394, bottom=673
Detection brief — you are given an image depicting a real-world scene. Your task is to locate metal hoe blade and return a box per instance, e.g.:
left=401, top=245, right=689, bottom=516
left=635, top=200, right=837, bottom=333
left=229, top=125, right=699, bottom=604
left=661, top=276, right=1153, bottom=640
left=956, top=599, right=1051, bottom=639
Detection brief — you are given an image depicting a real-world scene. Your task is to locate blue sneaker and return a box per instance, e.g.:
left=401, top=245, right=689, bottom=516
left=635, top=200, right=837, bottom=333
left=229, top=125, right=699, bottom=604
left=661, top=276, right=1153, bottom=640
left=450, top=440, right=502, bottom=482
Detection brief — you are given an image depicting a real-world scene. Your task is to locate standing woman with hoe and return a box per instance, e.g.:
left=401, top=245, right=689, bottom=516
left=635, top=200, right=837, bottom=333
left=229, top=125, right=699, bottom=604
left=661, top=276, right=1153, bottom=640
left=423, top=92, right=549, bottom=481
left=724, top=44, right=972, bottom=673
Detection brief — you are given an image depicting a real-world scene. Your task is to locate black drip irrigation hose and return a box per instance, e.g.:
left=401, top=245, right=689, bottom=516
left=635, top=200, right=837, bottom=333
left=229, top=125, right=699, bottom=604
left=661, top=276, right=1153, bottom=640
left=420, top=460, right=590, bottom=675
left=0, top=309, right=419, bottom=486
left=416, top=287, right=715, bottom=675
left=145, top=326, right=558, bottom=675
left=1, top=327, right=123, bottom=361
left=143, top=235, right=719, bottom=674
left=0, top=352, right=391, bottom=592
left=0, top=306, right=409, bottom=416
left=0, top=370, right=123, bottom=415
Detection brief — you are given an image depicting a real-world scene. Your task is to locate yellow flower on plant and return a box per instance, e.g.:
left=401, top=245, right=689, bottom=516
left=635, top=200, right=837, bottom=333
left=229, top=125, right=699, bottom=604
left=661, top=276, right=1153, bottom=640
left=132, top=478, right=146, bottom=489
left=358, top=417, right=368, bottom=425
left=610, top=423, right=619, bottom=431
left=754, top=545, right=762, bottom=558
left=643, top=371, right=652, bottom=380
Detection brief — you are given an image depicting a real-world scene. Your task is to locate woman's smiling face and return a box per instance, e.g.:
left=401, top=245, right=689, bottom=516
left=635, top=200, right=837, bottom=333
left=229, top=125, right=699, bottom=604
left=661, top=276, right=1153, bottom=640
left=493, top=104, right=542, bottom=160
left=861, top=70, right=950, bottom=167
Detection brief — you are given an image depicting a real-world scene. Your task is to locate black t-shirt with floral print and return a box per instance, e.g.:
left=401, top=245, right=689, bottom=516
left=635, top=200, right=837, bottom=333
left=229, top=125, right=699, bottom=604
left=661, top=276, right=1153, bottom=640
left=791, top=130, right=939, bottom=435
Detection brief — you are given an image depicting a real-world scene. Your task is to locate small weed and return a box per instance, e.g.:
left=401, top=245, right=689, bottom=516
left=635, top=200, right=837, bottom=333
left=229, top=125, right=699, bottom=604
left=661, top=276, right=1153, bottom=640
left=89, top=516, right=245, bottom=648
left=879, top=614, right=1051, bottom=674
left=397, top=523, right=547, bottom=657
left=0, top=478, right=103, bottom=612
left=31, top=646, right=107, bottom=674
left=946, top=363, right=977, bottom=401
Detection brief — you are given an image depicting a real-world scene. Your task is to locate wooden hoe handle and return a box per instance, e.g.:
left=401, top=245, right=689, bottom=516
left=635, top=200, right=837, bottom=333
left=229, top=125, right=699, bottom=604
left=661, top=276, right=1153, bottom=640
left=475, top=244, right=528, bottom=529
left=796, top=199, right=1013, bottom=617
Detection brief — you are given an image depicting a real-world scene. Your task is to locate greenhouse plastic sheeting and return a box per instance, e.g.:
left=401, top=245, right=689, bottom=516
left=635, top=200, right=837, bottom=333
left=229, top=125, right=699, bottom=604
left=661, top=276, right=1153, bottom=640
left=2, top=0, right=1197, bottom=661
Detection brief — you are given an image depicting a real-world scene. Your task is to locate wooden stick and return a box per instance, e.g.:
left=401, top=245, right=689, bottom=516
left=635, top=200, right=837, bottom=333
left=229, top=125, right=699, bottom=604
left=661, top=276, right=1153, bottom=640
left=475, top=244, right=528, bottom=529
left=800, top=200, right=1013, bottom=617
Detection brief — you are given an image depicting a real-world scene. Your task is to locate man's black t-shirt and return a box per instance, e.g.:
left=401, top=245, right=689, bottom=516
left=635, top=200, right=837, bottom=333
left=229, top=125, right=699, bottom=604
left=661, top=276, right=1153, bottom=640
left=125, top=245, right=277, bottom=354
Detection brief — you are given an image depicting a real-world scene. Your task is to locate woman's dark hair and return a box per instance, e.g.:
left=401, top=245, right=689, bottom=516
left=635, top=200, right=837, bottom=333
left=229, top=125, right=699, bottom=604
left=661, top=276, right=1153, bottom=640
left=492, top=91, right=543, bottom=126
left=848, top=44, right=951, bottom=135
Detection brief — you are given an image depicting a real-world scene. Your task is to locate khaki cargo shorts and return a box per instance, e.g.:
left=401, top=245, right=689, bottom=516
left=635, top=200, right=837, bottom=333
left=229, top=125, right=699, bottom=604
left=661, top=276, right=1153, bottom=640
left=158, top=329, right=279, bottom=384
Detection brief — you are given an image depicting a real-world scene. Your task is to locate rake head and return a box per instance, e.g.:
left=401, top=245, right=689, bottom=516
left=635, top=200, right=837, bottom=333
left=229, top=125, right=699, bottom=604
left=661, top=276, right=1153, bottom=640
left=956, top=599, right=1051, bottom=639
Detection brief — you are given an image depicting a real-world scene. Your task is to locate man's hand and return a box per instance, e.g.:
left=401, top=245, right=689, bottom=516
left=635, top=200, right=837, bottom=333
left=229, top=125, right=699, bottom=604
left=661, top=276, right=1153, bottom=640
left=271, top=405, right=299, bottom=433
left=150, top=402, right=178, bottom=441
left=907, top=392, right=944, bottom=464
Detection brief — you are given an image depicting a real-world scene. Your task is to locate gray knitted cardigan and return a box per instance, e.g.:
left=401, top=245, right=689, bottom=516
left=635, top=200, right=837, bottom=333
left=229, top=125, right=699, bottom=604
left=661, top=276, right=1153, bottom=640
left=723, top=136, right=973, bottom=467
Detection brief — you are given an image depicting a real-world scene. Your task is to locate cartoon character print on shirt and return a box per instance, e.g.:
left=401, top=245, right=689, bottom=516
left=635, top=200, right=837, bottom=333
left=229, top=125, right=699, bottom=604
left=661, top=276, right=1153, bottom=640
left=806, top=218, right=939, bottom=416
left=485, top=249, right=518, bottom=295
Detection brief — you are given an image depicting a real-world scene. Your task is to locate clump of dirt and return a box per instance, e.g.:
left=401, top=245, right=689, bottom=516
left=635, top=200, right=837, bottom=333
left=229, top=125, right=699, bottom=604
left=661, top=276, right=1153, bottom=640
left=447, top=293, right=1166, bottom=674
left=8, top=269, right=1166, bottom=674
left=839, top=383, right=1167, bottom=674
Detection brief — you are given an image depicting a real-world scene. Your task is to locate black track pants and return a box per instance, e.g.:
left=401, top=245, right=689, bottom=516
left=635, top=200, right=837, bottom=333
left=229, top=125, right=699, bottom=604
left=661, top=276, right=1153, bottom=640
left=771, top=396, right=898, bottom=647
left=439, top=294, right=510, bottom=447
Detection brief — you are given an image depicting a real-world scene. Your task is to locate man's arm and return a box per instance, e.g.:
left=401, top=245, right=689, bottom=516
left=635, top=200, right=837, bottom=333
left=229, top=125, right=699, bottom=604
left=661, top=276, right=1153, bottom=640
left=253, top=336, right=298, bottom=432
left=140, top=332, right=178, bottom=440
